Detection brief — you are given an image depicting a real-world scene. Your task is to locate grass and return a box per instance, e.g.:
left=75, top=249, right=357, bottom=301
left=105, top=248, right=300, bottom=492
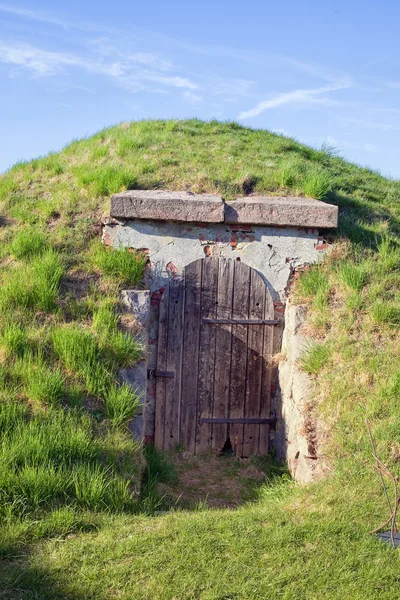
left=11, top=228, right=49, bottom=259
left=0, top=119, right=400, bottom=598
left=300, top=342, right=331, bottom=374
left=89, top=241, right=148, bottom=286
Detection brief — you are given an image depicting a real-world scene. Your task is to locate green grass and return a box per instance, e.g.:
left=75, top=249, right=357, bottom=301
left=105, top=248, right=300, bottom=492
left=0, top=119, right=400, bottom=598
left=88, top=241, right=148, bottom=286
left=11, top=228, right=49, bottom=259
left=300, top=342, right=331, bottom=374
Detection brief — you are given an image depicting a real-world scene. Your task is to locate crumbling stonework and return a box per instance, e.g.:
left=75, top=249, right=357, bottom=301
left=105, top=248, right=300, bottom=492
left=104, top=220, right=326, bottom=302
left=275, top=300, right=328, bottom=482
left=119, top=290, right=151, bottom=441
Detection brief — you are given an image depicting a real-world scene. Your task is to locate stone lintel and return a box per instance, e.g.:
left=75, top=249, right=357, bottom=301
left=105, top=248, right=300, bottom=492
left=111, top=190, right=224, bottom=223
left=110, top=190, right=338, bottom=229
left=225, top=196, right=338, bottom=228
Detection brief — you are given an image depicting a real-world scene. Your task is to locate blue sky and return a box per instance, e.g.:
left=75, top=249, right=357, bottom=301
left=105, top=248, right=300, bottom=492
left=1, top=1, right=400, bottom=177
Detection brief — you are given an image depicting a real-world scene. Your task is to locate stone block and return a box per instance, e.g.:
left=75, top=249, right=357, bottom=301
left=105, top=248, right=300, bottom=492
left=111, top=190, right=224, bottom=223
left=120, top=290, right=151, bottom=328
left=224, top=196, right=338, bottom=228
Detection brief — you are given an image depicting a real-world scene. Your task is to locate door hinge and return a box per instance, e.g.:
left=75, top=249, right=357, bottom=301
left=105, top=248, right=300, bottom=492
left=148, top=369, right=174, bottom=379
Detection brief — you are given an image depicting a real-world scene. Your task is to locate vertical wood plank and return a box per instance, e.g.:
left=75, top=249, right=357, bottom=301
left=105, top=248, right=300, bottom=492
left=212, top=258, right=234, bottom=453
left=197, top=258, right=219, bottom=454
left=163, top=277, right=184, bottom=449
left=154, top=287, right=169, bottom=449
left=243, top=271, right=267, bottom=456
left=258, top=285, right=275, bottom=455
left=229, top=261, right=251, bottom=457
left=180, top=259, right=202, bottom=453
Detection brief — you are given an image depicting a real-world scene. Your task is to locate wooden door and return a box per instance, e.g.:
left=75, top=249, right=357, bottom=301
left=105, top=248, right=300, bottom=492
left=154, top=257, right=277, bottom=457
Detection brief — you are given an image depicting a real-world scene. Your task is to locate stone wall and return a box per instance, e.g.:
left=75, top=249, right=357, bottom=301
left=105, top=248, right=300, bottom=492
left=275, top=300, right=328, bottom=482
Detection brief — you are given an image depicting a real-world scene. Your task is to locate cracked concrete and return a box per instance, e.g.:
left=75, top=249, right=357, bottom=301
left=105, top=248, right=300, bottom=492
left=104, top=219, right=324, bottom=301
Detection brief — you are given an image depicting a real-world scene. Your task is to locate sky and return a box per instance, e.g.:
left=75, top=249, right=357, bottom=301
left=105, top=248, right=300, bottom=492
left=0, top=1, right=400, bottom=178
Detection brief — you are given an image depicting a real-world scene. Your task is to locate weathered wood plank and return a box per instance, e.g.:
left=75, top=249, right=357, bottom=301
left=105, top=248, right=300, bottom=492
left=197, top=257, right=219, bottom=454
left=154, top=287, right=169, bottom=449
left=180, top=259, right=202, bottom=453
left=243, top=269, right=267, bottom=456
left=259, top=285, right=275, bottom=455
left=164, top=277, right=184, bottom=449
left=200, top=418, right=277, bottom=425
left=203, top=318, right=280, bottom=325
left=212, top=258, right=234, bottom=453
left=229, top=260, right=251, bottom=457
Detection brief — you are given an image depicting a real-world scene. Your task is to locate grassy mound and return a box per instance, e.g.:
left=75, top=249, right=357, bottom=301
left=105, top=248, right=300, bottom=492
left=1, top=119, right=400, bottom=598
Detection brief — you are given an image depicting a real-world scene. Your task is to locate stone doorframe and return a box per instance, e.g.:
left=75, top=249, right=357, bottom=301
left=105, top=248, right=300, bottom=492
left=104, top=190, right=338, bottom=479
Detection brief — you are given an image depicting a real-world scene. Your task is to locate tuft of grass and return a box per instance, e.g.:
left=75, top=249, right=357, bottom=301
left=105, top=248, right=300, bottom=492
left=302, top=169, right=332, bottom=199
left=102, top=330, right=143, bottom=367
left=300, top=342, right=331, bottom=374
left=371, top=301, right=400, bottom=325
left=377, top=236, right=400, bottom=272
left=13, top=352, right=65, bottom=406
left=52, top=325, right=109, bottom=397
left=11, top=229, right=49, bottom=259
left=92, top=303, right=143, bottom=366
left=0, top=322, right=29, bottom=359
left=0, top=249, right=64, bottom=312
left=295, top=266, right=330, bottom=299
left=104, top=383, right=141, bottom=428
left=74, top=165, right=137, bottom=197
left=338, top=261, right=369, bottom=290
left=89, top=242, right=147, bottom=286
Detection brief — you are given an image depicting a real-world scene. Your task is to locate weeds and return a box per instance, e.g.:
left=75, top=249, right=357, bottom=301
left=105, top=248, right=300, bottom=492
left=105, top=383, right=141, bottom=428
left=13, top=352, right=65, bottom=406
left=11, top=229, right=49, bottom=259
left=0, top=249, right=64, bottom=311
left=300, top=342, right=331, bottom=374
left=89, top=242, right=147, bottom=286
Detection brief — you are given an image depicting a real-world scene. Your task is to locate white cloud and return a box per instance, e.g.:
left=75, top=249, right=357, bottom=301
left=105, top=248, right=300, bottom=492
left=0, top=43, right=74, bottom=75
left=388, top=81, right=400, bottom=89
left=183, top=91, right=202, bottom=104
left=0, top=2, right=112, bottom=33
left=0, top=42, right=198, bottom=91
left=142, top=73, right=198, bottom=89
left=238, top=80, right=351, bottom=119
left=0, top=3, right=70, bottom=28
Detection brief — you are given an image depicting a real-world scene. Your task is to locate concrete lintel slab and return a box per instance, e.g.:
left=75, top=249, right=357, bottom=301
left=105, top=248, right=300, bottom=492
left=225, top=196, right=338, bottom=228
left=111, top=190, right=224, bottom=223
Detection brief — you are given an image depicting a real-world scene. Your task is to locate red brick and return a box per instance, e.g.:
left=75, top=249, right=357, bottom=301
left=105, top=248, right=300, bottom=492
left=103, top=233, right=112, bottom=246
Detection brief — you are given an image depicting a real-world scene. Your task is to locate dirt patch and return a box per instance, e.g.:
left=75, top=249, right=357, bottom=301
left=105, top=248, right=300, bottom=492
left=158, top=453, right=268, bottom=509
left=60, top=269, right=99, bottom=301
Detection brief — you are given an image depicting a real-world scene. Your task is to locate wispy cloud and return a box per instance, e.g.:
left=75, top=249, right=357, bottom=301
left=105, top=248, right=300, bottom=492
left=388, top=81, right=400, bottom=89
left=0, top=3, right=70, bottom=28
left=238, top=80, right=351, bottom=119
left=0, top=42, right=198, bottom=91
left=0, top=42, right=124, bottom=77
left=0, top=2, right=112, bottom=33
